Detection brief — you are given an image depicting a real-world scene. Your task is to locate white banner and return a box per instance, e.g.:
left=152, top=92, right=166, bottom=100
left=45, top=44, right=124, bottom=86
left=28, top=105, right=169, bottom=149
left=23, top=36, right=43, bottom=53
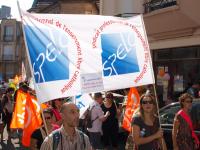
left=22, top=11, right=155, bottom=103
left=75, top=94, right=94, bottom=118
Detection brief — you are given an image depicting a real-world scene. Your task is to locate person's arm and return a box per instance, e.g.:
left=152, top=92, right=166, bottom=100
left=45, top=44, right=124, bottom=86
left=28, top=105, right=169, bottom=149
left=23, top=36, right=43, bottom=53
left=172, top=116, right=180, bottom=150
left=132, top=124, right=163, bottom=145
left=159, top=137, right=167, bottom=150
left=99, top=111, right=110, bottom=122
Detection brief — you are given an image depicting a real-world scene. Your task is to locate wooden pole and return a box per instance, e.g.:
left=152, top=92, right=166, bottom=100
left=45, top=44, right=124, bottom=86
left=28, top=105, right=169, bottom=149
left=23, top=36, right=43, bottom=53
left=140, top=14, right=165, bottom=150
left=40, top=106, right=49, bottom=135
left=153, top=84, right=162, bottom=126
left=153, top=84, right=166, bottom=150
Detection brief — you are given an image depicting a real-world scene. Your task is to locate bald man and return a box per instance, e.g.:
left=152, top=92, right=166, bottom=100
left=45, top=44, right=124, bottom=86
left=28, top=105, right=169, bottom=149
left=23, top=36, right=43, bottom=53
left=40, top=102, right=92, bottom=150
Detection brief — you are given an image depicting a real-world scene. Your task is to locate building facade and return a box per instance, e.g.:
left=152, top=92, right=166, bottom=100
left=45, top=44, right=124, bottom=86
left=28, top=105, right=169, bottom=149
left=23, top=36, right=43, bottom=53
left=29, top=0, right=99, bottom=14
left=143, top=0, right=200, bottom=102
left=99, top=0, right=200, bottom=103
left=0, top=19, right=28, bottom=81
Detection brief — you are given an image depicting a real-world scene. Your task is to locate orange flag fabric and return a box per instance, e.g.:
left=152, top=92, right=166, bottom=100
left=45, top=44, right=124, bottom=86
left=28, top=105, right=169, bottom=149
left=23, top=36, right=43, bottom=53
left=10, top=90, right=27, bottom=129
left=22, top=93, right=42, bottom=147
left=41, top=103, right=48, bottom=109
left=122, top=87, right=140, bottom=132
left=22, top=93, right=42, bottom=146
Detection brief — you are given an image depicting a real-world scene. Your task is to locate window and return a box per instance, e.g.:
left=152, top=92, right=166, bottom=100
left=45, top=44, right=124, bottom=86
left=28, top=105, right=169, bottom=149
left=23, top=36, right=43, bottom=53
left=154, top=46, right=200, bottom=61
left=4, top=25, right=14, bottom=41
left=144, top=0, right=177, bottom=13
left=3, top=45, right=14, bottom=60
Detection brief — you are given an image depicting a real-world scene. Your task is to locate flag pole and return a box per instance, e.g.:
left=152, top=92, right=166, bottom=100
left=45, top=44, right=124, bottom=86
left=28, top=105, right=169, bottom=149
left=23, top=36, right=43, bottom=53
left=17, top=2, right=51, bottom=147
left=140, top=14, right=162, bottom=126
left=140, top=15, right=165, bottom=149
left=72, top=96, right=76, bottom=104
left=40, top=105, right=50, bottom=135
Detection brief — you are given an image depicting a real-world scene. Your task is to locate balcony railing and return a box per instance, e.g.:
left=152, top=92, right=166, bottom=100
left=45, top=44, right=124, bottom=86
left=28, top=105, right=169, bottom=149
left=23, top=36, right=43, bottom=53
left=144, top=0, right=177, bottom=13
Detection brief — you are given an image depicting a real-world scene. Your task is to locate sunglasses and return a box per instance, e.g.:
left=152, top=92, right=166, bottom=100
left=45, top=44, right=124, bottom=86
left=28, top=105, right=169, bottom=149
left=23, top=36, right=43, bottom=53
left=141, top=100, right=153, bottom=105
left=45, top=117, right=51, bottom=120
left=185, top=100, right=193, bottom=103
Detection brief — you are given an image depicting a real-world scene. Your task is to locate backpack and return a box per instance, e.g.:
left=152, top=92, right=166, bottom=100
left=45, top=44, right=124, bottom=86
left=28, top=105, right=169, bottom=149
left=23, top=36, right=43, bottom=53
left=80, top=105, right=99, bottom=130
left=52, top=130, right=86, bottom=150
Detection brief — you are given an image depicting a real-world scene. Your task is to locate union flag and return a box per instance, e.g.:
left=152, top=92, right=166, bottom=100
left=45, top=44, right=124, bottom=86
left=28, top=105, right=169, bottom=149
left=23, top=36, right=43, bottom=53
left=122, top=87, right=140, bottom=132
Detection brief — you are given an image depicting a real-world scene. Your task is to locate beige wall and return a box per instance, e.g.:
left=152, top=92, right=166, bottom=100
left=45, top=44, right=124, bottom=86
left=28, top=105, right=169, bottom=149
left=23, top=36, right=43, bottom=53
left=31, top=1, right=98, bottom=15
left=99, top=0, right=200, bottom=49
left=101, top=0, right=144, bottom=15
left=60, top=2, right=98, bottom=14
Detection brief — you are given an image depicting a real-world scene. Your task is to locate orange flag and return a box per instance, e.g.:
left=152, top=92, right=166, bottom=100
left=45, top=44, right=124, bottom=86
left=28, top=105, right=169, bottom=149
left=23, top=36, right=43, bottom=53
left=10, top=90, right=27, bottom=129
left=122, top=87, right=140, bottom=132
left=41, top=103, right=48, bottom=109
left=22, top=93, right=42, bottom=147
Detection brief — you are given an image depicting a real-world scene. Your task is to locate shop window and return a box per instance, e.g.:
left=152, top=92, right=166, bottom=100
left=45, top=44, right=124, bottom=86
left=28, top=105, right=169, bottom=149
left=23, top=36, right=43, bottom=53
left=154, top=46, right=200, bottom=61
left=153, top=46, right=200, bottom=104
left=171, top=47, right=197, bottom=59
left=154, top=49, right=171, bottom=61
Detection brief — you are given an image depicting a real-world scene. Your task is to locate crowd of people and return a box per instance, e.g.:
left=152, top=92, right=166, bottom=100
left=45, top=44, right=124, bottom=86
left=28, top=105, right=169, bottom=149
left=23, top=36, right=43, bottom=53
left=0, top=80, right=200, bottom=150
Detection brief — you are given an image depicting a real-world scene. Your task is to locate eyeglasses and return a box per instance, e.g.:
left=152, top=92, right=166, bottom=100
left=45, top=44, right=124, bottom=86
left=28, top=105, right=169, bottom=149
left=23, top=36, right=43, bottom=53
left=141, top=100, right=153, bottom=105
left=45, top=117, right=51, bottom=120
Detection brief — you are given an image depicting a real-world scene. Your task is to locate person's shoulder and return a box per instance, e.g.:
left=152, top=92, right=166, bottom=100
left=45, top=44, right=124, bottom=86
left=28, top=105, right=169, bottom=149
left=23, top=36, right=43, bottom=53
left=92, top=102, right=101, bottom=110
left=40, top=128, right=59, bottom=150
left=51, top=127, right=62, bottom=134
left=77, top=129, right=90, bottom=143
left=89, top=101, right=96, bottom=108
left=175, top=113, right=182, bottom=120
left=45, top=127, right=61, bottom=141
left=31, top=128, right=41, bottom=138
left=132, top=115, right=143, bottom=125
left=132, top=114, right=142, bottom=120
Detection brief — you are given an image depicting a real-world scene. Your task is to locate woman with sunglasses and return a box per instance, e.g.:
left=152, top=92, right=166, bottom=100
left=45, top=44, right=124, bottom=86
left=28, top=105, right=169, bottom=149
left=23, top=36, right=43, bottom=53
left=30, top=108, right=59, bottom=150
left=172, top=93, right=199, bottom=150
left=132, top=92, right=166, bottom=150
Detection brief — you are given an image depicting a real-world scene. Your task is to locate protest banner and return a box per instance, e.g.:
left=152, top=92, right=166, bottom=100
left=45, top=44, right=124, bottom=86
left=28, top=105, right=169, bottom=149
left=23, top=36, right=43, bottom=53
left=21, top=11, right=154, bottom=103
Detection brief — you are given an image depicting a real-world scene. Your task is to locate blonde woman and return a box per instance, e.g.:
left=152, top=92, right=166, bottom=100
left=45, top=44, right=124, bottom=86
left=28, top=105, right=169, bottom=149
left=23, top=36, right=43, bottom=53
left=132, top=92, right=166, bottom=150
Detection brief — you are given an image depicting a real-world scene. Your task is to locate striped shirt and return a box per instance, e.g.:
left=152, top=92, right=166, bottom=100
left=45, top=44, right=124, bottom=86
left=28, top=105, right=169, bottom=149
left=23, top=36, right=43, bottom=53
left=40, top=126, right=91, bottom=150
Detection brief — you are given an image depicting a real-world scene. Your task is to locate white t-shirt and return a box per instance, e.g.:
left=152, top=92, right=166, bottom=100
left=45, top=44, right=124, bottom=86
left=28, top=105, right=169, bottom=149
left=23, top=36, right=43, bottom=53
left=87, top=101, right=104, bottom=133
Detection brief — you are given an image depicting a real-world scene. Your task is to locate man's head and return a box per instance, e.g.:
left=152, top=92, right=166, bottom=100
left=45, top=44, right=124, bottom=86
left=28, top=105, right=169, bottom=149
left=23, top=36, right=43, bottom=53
left=93, top=92, right=103, bottom=104
left=60, top=102, right=80, bottom=127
